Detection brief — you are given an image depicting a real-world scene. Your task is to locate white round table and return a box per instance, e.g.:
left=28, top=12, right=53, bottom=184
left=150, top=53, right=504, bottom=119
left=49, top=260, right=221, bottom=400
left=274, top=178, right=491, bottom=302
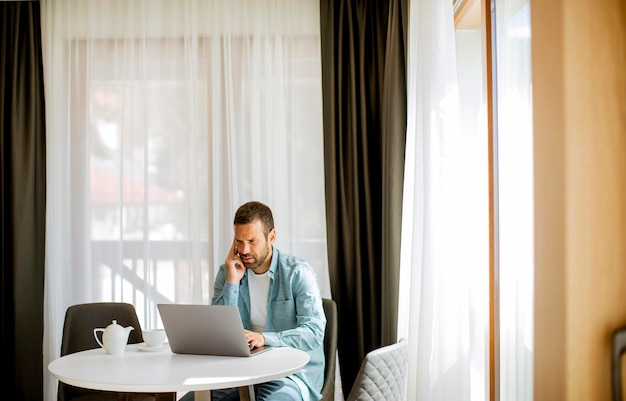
left=49, top=343, right=310, bottom=395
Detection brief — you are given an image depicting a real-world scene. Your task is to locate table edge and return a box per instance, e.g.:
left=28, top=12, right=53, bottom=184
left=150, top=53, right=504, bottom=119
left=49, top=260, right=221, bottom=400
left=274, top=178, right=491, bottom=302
left=48, top=346, right=310, bottom=393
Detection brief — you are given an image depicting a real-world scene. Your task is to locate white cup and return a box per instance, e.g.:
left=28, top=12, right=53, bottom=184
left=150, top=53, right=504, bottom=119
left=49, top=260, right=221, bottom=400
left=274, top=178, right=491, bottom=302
left=142, top=329, right=166, bottom=347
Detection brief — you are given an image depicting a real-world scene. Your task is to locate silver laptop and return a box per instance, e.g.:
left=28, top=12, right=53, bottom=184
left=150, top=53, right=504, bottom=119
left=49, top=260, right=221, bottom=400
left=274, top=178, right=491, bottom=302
left=157, top=303, right=273, bottom=357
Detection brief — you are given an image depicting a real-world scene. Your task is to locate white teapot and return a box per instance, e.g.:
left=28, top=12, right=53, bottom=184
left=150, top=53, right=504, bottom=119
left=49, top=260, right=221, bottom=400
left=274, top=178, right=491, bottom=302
left=93, top=320, right=134, bottom=355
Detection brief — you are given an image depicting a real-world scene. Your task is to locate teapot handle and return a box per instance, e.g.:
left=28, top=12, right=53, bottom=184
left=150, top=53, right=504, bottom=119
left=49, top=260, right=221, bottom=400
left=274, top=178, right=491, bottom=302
left=93, top=328, right=105, bottom=348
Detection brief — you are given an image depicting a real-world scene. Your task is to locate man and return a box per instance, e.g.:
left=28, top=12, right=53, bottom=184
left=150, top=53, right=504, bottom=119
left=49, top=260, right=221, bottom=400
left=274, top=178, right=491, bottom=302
left=185, top=201, right=326, bottom=401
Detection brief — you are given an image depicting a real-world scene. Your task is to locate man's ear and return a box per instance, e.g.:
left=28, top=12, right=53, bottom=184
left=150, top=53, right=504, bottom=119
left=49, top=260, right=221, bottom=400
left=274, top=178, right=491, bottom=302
left=268, top=228, right=277, bottom=244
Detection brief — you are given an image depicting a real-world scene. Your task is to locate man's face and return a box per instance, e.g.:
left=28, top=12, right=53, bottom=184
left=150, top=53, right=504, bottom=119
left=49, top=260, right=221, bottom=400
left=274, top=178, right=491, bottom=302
left=233, top=219, right=275, bottom=271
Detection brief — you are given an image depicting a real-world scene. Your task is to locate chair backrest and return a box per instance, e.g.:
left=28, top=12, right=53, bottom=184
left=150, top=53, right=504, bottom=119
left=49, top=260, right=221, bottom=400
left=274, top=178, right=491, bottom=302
left=346, top=338, right=409, bottom=401
left=320, top=298, right=338, bottom=401
left=58, top=302, right=146, bottom=401
left=613, top=327, right=626, bottom=401
left=60, top=302, right=145, bottom=356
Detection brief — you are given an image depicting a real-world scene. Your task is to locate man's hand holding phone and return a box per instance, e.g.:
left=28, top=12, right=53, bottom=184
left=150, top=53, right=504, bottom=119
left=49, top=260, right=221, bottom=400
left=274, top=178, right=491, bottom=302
left=225, top=241, right=245, bottom=283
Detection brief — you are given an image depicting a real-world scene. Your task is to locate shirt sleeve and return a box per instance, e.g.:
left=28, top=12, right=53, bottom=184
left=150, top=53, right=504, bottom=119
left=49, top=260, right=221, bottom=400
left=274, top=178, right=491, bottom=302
left=262, top=263, right=326, bottom=351
left=211, top=264, right=239, bottom=306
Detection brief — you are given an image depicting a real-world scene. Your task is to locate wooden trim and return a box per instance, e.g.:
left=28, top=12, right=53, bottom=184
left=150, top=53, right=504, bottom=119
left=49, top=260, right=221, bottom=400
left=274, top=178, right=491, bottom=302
left=483, top=0, right=498, bottom=400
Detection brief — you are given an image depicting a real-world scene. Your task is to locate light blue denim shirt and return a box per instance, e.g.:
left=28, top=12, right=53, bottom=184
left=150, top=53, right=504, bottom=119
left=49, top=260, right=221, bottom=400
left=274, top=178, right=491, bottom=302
left=212, top=247, right=326, bottom=401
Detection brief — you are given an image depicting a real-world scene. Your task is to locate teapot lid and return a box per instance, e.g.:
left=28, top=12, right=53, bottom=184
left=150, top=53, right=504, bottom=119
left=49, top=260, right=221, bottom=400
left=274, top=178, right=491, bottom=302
left=107, top=320, right=122, bottom=329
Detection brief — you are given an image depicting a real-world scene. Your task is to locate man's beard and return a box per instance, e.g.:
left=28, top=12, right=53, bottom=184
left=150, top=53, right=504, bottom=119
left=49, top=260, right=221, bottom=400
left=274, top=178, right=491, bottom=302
left=243, top=246, right=270, bottom=270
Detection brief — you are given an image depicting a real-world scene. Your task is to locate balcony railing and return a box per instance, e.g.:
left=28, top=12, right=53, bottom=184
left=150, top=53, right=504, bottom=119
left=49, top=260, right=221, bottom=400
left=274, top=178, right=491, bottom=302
left=91, top=239, right=213, bottom=329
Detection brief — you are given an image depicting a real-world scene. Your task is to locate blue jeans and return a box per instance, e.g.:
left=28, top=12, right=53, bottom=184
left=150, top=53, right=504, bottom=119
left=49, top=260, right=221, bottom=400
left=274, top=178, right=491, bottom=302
left=179, top=377, right=303, bottom=401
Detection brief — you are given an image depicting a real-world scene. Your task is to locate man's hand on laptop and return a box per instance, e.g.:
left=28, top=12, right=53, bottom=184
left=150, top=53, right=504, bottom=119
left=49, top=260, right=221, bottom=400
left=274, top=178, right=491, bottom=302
left=244, top=329, right=265, bottom=350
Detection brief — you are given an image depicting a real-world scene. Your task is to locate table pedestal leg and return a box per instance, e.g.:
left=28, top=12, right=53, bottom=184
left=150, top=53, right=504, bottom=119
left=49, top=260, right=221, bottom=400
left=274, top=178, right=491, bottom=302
left=194, top=390, right=211, bottom=401
left=238, top=385, right=255, bottom=401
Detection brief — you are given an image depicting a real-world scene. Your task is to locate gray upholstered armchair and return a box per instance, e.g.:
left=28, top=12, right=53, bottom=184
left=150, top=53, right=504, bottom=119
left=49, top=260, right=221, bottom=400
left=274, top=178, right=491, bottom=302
left=345, top=338, right=409, bottom=401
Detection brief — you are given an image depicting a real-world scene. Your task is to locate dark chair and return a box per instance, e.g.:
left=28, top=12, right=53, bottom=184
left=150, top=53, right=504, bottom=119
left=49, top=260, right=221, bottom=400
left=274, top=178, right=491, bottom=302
left=58, top=302, right=176, bottom=401
left=613, top=327, right=626, bottom=401
left=320, top=298, right=338, bottom=401
left=345, top=338, right=409, bottom=401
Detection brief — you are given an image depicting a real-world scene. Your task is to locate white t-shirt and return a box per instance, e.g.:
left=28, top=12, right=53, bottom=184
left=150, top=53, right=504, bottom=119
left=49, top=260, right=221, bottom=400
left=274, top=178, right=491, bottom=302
left=248, top=270, right=270, bottom=332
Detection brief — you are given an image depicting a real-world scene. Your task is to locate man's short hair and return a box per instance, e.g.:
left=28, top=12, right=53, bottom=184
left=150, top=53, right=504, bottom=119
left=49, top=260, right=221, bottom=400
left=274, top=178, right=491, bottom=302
left=234, top=201, right=275, bottom=236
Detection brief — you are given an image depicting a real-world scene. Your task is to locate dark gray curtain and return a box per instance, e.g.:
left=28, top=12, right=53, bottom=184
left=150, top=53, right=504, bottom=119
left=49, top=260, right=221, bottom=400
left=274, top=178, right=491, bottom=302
left=319, top=0, right=407, bottom=395
left=0, top=2, right=47, bottom=400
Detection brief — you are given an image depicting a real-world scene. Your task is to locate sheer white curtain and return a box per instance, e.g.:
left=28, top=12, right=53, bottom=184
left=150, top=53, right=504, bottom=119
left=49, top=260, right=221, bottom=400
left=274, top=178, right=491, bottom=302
left=495, top=0, right=533, bottom=400
left=398, top=0, right=489, bottom=400
left=40, top=1, right=329, bottom=399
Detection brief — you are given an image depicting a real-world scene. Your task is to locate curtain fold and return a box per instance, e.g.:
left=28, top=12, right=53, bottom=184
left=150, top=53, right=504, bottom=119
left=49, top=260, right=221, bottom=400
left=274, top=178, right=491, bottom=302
left=493, top=1, right=534, bottom=399
left=0, top=2, right=47, bottom=400
left=379, top=0, right=408, bottom=346
left=398, top=0, right=490, bottom=399
left=320, top=0, right=407, bottom=395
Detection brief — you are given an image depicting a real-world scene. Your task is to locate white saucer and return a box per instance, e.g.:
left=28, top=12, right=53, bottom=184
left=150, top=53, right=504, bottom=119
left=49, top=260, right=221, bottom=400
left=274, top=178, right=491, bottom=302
left=138, top=343, right=169, bottom=352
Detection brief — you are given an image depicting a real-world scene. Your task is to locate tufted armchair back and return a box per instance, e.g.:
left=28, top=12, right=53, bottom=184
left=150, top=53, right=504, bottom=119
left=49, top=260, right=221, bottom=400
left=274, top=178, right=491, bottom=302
left=345, top=338, right=409, bottom=401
